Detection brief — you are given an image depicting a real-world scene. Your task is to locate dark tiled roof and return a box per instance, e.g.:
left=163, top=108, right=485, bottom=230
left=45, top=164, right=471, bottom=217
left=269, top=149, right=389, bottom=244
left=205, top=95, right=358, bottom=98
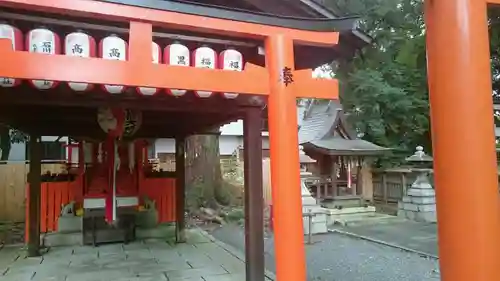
left=298, top=100, right=388, bottom=154
left=298, top=100, right=344, bottom=144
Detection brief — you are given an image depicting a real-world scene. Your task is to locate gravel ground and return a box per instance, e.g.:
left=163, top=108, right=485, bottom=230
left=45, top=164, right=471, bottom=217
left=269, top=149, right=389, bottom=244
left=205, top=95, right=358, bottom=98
left=208, top=224, right=441, bottom=281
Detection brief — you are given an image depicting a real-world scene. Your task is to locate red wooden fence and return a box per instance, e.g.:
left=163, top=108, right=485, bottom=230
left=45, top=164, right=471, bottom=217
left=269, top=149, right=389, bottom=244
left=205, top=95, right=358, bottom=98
left=141, top=178, right=177, bottom=223
left=25, top=177, right=177, bottom=242
left=25, top=181, right=78, bottom=242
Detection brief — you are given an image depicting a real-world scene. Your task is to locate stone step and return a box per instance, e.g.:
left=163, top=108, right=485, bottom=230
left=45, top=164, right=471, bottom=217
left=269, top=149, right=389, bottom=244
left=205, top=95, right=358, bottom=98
left=327, top=212, right=394, bottom=227
left=326, top=206, right=376, bottom=215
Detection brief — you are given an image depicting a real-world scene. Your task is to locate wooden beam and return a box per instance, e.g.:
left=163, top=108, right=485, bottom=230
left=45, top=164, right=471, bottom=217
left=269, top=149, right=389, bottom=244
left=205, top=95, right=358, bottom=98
left=175, top=136, right=186, bottom=243
left=243, top=107, right=265, bottom=281
left=27, top=134, right=42, bottom=257
left=0, top=87, right=255, bottom=114
left=0, top=39, right=269, bottom=95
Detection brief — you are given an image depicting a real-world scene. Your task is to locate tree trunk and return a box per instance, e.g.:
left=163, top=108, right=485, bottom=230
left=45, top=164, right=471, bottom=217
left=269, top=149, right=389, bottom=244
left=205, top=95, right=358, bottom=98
left=0, top=126, right=11, bottom=161
left=185, top=134, right=222, bottom=210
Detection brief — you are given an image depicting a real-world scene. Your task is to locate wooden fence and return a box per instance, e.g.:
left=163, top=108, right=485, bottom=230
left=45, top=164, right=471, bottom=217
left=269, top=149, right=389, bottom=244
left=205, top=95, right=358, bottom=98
left=372, top=169, right=425, bottom=204
left=0, top=162, right=66, bottom=222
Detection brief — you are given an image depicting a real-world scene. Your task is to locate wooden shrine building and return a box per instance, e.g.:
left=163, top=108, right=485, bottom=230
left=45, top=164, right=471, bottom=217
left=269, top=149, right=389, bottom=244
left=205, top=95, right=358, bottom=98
left=298, top=100, right=388, bottom=207
left=0, top=0, right=363, bottom=281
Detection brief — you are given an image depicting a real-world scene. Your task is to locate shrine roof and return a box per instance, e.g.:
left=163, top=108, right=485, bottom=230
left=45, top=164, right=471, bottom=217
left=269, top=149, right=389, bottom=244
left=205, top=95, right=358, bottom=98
left=305, top=137, right=389, bottom=156
left=101, top=0, right=367, bottom=63
left=298, top=100, right=389, bottom=155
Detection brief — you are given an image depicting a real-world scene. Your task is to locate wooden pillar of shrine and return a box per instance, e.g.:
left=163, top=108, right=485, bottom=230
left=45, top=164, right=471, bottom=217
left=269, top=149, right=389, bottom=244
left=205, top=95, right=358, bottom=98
left=27, top=134, right=42, bottom=257
left=243, top=107, right=265, bottom=281
left=425, top=0, right=500, bottom=280
left=266, top=34, right=306, bottom=281
left=175, top=136, right=186, bottom=243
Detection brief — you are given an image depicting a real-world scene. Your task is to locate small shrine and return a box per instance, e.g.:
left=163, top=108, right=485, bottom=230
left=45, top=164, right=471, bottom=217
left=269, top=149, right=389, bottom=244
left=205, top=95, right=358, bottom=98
left=299, top=100, right=389, bottom=209
left=0, top=0, right=358, bottom=278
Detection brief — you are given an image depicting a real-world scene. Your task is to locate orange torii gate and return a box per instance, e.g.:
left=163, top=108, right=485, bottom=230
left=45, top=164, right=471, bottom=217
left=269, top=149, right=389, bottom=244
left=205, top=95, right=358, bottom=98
left=426, top=0, right=500, bottom=280
left=0, top=0, right=499, bottom=281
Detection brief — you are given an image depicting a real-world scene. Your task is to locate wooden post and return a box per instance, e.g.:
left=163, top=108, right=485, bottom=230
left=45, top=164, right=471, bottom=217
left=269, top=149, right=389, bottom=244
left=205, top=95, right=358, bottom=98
left=331, top=161, right=338, bottom=198
left=315, top=184, right=321, bottom=204
left=382, top=173, right=388, bottom=204
left=175, top=136, right=186, bottom=243
left=243, top=107, right=265, bottom=281
left=266, top=34, right=306, bottom=281
left=425, top=0, right=500, bottom=279
left=27, top=134, right=41, bottom=257
left=401, top=172, right=407, bottom=197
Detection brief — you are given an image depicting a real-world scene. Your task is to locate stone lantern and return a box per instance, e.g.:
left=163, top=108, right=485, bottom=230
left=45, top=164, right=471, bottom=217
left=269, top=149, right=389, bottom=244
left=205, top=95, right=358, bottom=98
left=397, top=146, right=437, bottom=223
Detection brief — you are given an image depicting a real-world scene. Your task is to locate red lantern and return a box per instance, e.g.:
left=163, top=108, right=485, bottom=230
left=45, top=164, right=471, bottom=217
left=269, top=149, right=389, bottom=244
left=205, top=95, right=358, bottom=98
left=0, top=23, right=23, bottom=88
left=137, top=42, right=161, bottom=96
left=26, top=27, right=61, bottom=90
left=64, top=30, right=96, bottom=92
left=219, top=48, right=244, bottom=99
left=192, top=45, right=217, bottom=98
left=99, top=34, right=128, bottom=94
left=164, top=42, right=190, bottom=97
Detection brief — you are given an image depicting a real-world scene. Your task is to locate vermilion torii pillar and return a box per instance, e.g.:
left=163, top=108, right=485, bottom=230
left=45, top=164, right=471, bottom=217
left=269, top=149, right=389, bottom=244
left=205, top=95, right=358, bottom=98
left=266, top=34, right=307, bottom=281
left=425, top=0, right=500, bottom=280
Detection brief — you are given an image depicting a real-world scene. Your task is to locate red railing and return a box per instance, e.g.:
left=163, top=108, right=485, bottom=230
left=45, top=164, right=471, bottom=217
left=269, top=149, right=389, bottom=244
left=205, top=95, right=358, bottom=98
left=25, top=181, right=78, bottom=242
left=25, top=177, right=177, bottom=242
left=140, top=178, right=177, bottom=223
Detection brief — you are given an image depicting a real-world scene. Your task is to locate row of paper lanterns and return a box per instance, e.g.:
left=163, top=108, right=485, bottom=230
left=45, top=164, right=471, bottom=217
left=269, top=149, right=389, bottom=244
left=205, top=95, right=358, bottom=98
left=0, top=24, right=244, bottom=99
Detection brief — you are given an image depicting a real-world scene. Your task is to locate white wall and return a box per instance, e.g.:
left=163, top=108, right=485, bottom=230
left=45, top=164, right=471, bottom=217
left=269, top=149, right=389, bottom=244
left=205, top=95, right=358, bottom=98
left=155, top=135, right=270, bottom=156
left=6, top=136, right=68, bottom=161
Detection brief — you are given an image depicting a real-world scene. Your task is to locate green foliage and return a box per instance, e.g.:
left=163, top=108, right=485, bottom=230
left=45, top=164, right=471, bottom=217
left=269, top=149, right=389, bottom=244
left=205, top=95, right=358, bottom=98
left=489, top=8, right=500, bottom=96
left=0, top=127, right=28, bottom=161
left=325, top=0, right=431, bottom=166
left=10, top=129, right=28, bottom=143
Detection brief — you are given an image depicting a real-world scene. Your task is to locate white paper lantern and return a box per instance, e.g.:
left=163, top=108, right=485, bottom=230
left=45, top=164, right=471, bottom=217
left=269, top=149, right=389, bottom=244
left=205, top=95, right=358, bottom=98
left=0, top=23, right=23, bottom=88
left=97, top=107, right=142, bottom=138
left=27, top=27, right=61, bottom=90
left=219, top=48, right=243, bottom=99
left=192, top=45, right=217, bottom=98
left=137, top=42, right=161, bottom=96
left=164, top=42, right=190, bottom=97
left=65, top=30, right=96, bottom=92
left=99, top=34, right=127, bottom=94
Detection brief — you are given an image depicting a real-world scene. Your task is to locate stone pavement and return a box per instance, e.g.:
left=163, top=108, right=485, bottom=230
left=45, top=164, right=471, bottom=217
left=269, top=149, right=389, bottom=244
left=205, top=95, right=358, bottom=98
left=330, top=217, right=438, bottom=257
left=0, top=229, right=260, bottom=281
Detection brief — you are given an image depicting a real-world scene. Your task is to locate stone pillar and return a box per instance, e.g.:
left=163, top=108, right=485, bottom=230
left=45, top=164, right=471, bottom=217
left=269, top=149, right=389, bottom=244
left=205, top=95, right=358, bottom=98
left=397, top=147, right=436, bottom=223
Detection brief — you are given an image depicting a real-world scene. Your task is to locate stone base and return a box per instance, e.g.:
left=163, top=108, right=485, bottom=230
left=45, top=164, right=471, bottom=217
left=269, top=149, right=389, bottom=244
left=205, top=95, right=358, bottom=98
left=398, top=209, right=436, bottom=223
left=135, top=210, right=159, bottom=229
left=322, top=196, right=366, bottom=209
left=302, top=208, right=328, bottom=235
left=43, top=232, right=82, bottom=247
left=57, top=216, right=82, bottom=233
left=398, top=190, right=437, bottom=223
left=42, top=224, right=177, bottom=247
left=325, top=206, right=377, bottom=226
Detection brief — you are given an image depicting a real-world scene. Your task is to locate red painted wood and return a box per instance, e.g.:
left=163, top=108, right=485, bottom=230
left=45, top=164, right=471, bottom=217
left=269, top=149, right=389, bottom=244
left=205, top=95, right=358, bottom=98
left=25, top=176, right=177, bottom=243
